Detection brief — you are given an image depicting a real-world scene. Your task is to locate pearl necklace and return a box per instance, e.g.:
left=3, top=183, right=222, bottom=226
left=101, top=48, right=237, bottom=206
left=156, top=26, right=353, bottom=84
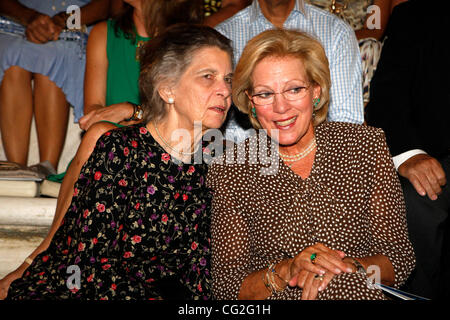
left=153, top=121, right=196, bottom=156
left=279, top=138, right=316, bottom=164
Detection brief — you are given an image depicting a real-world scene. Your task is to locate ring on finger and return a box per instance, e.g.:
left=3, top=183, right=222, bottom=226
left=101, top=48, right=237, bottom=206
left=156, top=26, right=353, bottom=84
left=310, top=253, right=317, bottom=264
left=314, top=274, right=324, bottom=281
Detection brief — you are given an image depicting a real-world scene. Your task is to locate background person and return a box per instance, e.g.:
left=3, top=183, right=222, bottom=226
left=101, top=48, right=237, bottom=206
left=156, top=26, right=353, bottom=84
left=305, top=0, right=394, bottom=103
left=0, top=0, right=109, bottom=172
left=214, top=0, right=364, bottom=144
left=204, top=0, right=252, bottom=27
left=366, top=0, right=450, bottom=299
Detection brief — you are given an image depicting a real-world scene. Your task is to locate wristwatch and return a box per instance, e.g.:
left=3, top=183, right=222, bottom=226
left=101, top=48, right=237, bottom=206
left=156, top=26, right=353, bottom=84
left=350, top=257, right=366, bottom=274
left=127, top=102, right=143, bottom=121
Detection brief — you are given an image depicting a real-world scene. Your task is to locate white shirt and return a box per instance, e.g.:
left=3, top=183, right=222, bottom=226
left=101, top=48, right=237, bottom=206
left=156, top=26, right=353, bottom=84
left=393, top=149, right=427, bottom=170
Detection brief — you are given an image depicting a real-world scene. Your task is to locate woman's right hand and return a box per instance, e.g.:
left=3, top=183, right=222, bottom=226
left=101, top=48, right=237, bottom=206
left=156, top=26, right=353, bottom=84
left=25, top=13, right=61, bottom=43
left=79, top=102, right=136, bottom=131
left=287, top=243, right=351, bottom=287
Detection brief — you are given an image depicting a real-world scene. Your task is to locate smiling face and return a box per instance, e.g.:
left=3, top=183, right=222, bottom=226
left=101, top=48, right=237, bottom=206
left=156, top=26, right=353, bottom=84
left=168, top=46, right=233, bottom=131
left=250, top=55, right=320, bottom=147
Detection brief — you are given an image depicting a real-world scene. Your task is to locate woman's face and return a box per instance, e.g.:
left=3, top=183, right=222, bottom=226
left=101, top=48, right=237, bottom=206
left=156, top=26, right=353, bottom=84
left=250, top=55, right=320, bottom=146
left=170, top=46, right=233, bottom=131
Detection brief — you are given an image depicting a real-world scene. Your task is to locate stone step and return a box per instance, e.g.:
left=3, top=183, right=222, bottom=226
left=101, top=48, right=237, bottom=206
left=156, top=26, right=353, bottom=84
left=0, top=196, right=53, bottom=278
left=0, top=196, right=56, bottom=226
left=0, top=225, right=48, bottom=279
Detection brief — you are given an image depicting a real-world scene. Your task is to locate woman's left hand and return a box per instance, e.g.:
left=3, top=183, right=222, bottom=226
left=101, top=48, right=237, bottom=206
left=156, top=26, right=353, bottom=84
left=79, top=102, right=136, bottom=131
left=293, top=258, right=356, bottom=300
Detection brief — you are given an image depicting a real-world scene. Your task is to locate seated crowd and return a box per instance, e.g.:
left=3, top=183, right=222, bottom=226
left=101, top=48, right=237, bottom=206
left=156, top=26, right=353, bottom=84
left=0, top=0, right=448, bottom=300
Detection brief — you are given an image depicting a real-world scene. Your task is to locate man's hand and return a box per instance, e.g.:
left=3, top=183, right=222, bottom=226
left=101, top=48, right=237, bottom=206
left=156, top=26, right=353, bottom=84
left=398, top=154, right=446, bottom=200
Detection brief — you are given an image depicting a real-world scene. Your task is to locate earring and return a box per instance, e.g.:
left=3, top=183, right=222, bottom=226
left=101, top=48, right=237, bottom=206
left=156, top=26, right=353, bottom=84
left=168, top=97, right=174, bottom=104
left=251, top=107, right=257, bottom=118
left=313, top=97, right=320, bottom=108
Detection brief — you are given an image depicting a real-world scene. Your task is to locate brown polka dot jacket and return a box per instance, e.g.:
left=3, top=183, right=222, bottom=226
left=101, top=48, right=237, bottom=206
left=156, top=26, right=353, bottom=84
left=207, top=122, right=415, bottom=300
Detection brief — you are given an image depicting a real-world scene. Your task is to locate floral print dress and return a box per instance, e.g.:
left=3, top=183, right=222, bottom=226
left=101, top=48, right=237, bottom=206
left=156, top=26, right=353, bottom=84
left=7, top=124, right=212, bottom=300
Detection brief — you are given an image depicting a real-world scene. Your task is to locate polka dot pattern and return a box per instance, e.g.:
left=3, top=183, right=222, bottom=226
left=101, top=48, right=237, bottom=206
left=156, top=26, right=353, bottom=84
left=207, top=122, right=415, bottom=300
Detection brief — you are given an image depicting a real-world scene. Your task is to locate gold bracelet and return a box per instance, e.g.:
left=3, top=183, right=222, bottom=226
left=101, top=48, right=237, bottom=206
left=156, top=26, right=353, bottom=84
left=270, top=262, right=289, bottom=286
left=267, top=262, right=287, bottom=292
left=262, top=271, right=272, bottom=293
left=126, top=102, right=143, bottom=121
left=24, top=257, right=33, bottom=265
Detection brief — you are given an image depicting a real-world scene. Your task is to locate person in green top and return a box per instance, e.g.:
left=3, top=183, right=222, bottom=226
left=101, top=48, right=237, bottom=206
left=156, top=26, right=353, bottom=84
left=103, top=17, right=149, bottom=108
left=0, top=0, right=204, bottom=299
left=81, top=0, right=203, bottom=129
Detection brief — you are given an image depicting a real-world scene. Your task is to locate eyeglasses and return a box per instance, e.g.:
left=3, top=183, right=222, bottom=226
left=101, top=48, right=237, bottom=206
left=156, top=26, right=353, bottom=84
left=247, top=85, right=311, bottom=106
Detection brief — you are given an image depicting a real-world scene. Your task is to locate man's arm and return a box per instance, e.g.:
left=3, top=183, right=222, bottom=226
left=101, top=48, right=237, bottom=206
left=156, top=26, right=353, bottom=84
left=79, top=0, right=110, bottom=26
left=365, top=3, right=447, bottom=200
left=51, top=0, right=110, bottom=29
left=0, top=0, right=39, bottom=26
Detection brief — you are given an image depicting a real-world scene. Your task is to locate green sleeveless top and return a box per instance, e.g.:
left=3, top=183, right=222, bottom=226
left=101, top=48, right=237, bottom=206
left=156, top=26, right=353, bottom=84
left=106, top=19, right=150, bottom=106
left=48, top=20, right=149, bottom=182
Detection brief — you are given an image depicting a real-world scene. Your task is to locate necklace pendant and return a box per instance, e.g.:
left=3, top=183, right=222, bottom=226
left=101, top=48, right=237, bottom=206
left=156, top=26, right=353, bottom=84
left=153, top=121, right=196, bottom=156
left=135, top=40, right=145, bottom=61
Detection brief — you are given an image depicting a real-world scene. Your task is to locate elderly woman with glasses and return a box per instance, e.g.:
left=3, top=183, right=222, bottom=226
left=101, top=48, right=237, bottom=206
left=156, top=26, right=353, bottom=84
left=207, top=29, right=415, bottom=300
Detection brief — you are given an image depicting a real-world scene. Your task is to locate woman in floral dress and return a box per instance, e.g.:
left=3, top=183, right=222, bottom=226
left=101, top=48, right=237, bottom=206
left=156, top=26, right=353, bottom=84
left=4, top=24, right=233, bottom=300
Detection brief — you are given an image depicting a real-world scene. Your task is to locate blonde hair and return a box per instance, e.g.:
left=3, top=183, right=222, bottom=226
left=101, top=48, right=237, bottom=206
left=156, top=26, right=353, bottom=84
left=232, top=29, right=331, bottom=129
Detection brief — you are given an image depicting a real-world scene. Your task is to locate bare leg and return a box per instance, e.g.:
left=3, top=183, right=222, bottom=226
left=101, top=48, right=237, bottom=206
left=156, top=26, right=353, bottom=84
left=33, top=73, right=69, bottom=170
left=0, top=66, right=33, bottom=166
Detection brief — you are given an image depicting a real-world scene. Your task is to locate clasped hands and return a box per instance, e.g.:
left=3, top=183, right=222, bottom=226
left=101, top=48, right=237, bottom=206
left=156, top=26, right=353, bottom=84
left=25, top=12, right=68, bottom=44
left=282, top=243, right=357, bottom=300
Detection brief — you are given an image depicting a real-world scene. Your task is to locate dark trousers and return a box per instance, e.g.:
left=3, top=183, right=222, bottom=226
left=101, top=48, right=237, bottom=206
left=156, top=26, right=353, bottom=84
left=401, top=155, right=450, bottom=299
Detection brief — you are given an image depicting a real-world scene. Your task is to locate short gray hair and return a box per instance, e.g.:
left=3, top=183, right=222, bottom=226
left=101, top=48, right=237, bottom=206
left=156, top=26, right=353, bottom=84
left=139, top=24, right=233, bottom=123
